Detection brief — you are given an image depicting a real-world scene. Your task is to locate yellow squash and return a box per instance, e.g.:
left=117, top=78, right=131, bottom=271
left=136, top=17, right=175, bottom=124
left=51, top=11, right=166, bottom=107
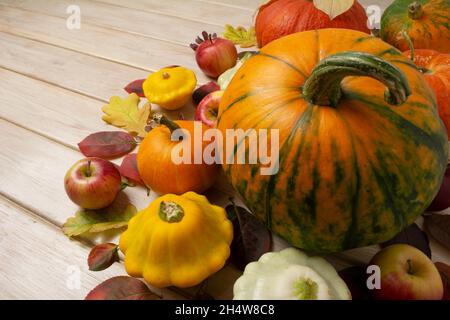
left=143, top=66, right=197, bottom=110
left=119, top=192, right=233, bottom=288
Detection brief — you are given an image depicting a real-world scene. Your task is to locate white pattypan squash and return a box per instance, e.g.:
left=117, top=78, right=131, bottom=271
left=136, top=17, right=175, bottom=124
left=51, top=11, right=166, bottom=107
left=233, top=248, right=351, bottom=300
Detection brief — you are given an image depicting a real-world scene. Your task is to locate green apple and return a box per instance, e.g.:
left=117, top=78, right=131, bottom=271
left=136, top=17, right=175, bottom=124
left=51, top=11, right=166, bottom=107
left=370, top=244, right=443, bottom=300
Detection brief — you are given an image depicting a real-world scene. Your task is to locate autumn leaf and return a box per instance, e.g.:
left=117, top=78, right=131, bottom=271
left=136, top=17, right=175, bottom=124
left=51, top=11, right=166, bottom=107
left=88, top=243, right=119, bottom=271
left=381, top=223, right=431, bottom=258
left=63, top=202, right=137, bottom=237
left=102, top=93, right=152, bottom=138
left=78, top=131, right=136, bottom=159
left=313, top=0, right=354, bottom=19
left=85, top=276, right=160, bottom=300
left=424, top=214, right=450, bottom=251
left=124, top=79, right=145, bottom=97
left=435, top=262, right=450, bottom=300
left=224, top=25, right=257, bottom=48
left=225, top=202, right=272, bottom=270
left=119, top=153, right=143, bottom=186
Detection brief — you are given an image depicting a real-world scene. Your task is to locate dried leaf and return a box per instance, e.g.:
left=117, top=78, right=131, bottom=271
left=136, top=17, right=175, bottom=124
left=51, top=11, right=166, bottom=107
left=124, top=79, right=145, bottom=97
left=424, top=214, right=450, bottom=251
left=338, top=266, right=372, bottom=300
left=381, top=223, right=431, bottom=258
left=88, top=243, right=119, bottom=271
left=102, top=94, right=152, bottom=138
left=313, top=0, right=354, bottom=19
left=119, top=153, right=143, bottom=186
left=224, top=25, right=257, bottom=48
left=435, top=262, right=450, bottom=300
left=225, top=203, right=272, bottom=270
left=63, top=202, right=137, bottom=237
left=85, top=276, right=160, bottom=300
left=78, top=131, right=136, bottom=159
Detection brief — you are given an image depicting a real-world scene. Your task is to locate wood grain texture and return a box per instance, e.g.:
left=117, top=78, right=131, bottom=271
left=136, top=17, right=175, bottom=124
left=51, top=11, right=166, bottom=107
left=96, top=0, right=253, bottom=26
left=0, top=5, right=210, bottom=84
left=0, top=0, right=223, bottom=45
left=0, top=197, right=181, bottom=299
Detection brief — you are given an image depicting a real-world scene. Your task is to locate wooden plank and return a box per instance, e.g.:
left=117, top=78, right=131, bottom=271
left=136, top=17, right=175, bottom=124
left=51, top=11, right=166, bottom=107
left=0, top=32, right=148, bottom=101
left=195, top=0, right=260, bottom=11
left=0, top=0, right=223, bottom=45
left=96, top=0, right=253, bottom=26
left=0, top=5, right=210, bottom=84
left=0, top=196, right=181, bottom=299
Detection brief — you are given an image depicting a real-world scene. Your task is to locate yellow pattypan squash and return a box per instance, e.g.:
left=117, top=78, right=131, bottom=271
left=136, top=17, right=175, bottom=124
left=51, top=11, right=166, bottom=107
left=143, top=66, right=197, bottom=110
left=119, top=192, right=233, bottom=288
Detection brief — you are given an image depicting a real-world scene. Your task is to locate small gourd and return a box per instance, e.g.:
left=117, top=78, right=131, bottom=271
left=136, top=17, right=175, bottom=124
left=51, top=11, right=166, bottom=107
left=233, top=248, right=351, bottom=300
left=120, top=192, right=233, bottom=288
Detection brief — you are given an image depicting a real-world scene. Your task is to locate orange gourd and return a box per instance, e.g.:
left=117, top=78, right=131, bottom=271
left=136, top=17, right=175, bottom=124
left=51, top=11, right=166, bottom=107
left=255, top=0, right=370, bottom=47
left=137, top=115, right=220, bottom=195
left=381, top=0, right=450, bottom=52
left=217, top=29, right=448, bottom=252
left=404, top=49, right=450, bottom=139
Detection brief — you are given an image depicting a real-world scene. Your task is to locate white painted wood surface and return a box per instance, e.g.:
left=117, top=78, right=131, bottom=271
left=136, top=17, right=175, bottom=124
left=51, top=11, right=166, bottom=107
left=0, top=0, right=447, bottom=300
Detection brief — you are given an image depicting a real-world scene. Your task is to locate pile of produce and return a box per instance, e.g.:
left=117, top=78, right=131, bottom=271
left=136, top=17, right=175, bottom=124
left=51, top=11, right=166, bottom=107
left=61, top=0, right=450, bottom=300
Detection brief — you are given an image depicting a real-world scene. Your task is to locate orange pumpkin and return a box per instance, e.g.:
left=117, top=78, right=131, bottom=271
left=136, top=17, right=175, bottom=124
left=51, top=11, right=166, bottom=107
left=137, top=115, right=220, bottom=195
left=255, top=0, right=370, bottom=47
left=217, top=29, right=448, bottom=252
left=381, top=0, right=450, bottom=52
left=404, top=49, right=450, bottom=139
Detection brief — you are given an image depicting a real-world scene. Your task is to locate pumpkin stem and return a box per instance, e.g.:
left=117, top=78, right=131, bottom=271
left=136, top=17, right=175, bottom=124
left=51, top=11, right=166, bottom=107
left=153, top=114, right=184, bottom=140
left=408, top=1, right=424, bottom=20
left=402, top=31, right=415, bottom=62
left=159, top=201, right=184, bottom=223
left=302, top=51, right=411, bottom=107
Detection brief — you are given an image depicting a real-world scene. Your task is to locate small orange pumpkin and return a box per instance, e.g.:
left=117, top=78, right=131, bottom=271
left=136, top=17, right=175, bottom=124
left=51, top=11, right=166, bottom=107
left=404, top=49, right=450, bottom=139
left=137, top=115, right=220, bottom=195
left=255, top=0, right=370, bottom=47
left=381, top=0, right=450, bottom=52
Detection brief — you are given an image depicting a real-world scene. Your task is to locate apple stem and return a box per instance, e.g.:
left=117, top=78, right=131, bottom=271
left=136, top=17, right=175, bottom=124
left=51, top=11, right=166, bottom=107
left=407, top=259, right=414, bottom=274
left=86, top=160, right=92, bottom=177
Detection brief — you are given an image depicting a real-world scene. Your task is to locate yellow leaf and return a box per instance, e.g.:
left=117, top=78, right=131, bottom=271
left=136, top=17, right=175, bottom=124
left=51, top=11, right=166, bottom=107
left=313, top=0, right=354, bottom=20
left=224, top=24, right=257, bottom=48
left=63, top=203, right=137, bottom=237
left=102, top=93, right=152, bottom=138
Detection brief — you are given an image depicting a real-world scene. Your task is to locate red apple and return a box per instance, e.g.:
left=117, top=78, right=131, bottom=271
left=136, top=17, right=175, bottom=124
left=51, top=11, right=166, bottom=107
left=191, top=31, right=237, bottom=78
left=64, top=157, right=121, bottom=209
left=370, top=244, right=444, bottom=300
left=195, top=90, right=223, bottom=128
left=192, top=81, right=220, bottom=105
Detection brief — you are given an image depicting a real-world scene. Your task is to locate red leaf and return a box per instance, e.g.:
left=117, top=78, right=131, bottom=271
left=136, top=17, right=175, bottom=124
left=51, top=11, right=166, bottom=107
left=119, top=153, right=143, bottom=185
left=85, top=276, right=160, bottom=300
left=225, top=203, right=272, bottom=270
left=88, top=243, right=119, bottom=271
left=338, top=267, right=372, bottom=300
left=124, top=79, right=145, bottom=97
left=78, top=131, right=136, bottom=159
left=381, top=223, right=431, bottom=258
left=436, top=262, right=450, bottom=300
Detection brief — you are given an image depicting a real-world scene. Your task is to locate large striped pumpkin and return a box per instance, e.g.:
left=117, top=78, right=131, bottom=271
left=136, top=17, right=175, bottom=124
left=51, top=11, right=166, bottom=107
left=217, top=29, right=448, bottom=253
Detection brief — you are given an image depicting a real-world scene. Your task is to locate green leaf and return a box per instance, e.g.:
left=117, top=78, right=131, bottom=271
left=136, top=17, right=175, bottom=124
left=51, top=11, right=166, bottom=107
left=313, top=0, right=354, bottom=20
left=223, top=25, right=257, bottom=48
left=63, top=202, right=137, bottom=237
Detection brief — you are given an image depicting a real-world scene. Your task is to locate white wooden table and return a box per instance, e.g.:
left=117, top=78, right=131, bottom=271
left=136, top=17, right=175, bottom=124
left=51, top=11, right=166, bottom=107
left=0, top=0, right=447, bottom=300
